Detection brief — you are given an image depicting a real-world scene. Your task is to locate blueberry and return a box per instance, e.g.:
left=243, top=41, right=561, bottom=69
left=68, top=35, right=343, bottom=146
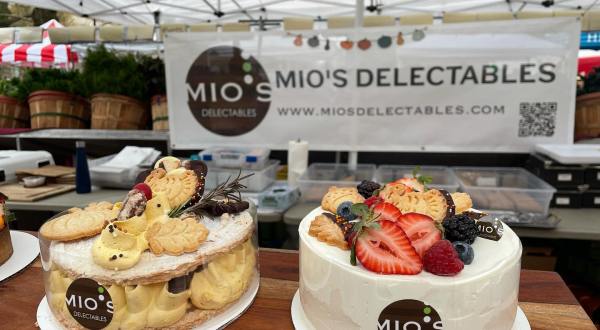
left=452, top=241, right=474, bottom=265
left=336, top=201, right=356, bottom=220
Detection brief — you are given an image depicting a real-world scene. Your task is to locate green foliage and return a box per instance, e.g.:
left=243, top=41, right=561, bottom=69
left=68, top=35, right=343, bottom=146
left=137, top=54, right=166, bottom=96
left=0, top=78, right=23, bottom=101
left=19, top=68, right=87, bottom=99
left=578, top=67, right=600, bottom=96
left=82, top=45, right=148, bottom=101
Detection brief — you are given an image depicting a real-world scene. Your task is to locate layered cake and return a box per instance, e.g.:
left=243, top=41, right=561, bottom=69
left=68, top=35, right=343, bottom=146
left=39, top=157, right=258, bottom=329
left=298, top=173, right=522, bottom=330
left=0, top=193, right=13, bottom=266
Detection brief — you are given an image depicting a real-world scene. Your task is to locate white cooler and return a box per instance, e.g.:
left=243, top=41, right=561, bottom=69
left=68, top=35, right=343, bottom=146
left=0, top=150, right=54, bottom=183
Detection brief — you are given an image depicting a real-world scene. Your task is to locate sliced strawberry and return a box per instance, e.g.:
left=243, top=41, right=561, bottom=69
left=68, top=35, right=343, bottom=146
left=393, top=177, right=424, bottom=192
left=133, top=183, right=152, bottom=200
left=355, top=220, right=422, bottom=275
left=364, top=196, right=383, bottom=208
left=372, top=202, right=402, bottom=222
left=396, top=213, right=441, bottom=257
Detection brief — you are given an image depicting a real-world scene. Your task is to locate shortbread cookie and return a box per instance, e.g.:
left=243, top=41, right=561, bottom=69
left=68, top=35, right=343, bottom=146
left=40, top=209, right=116, bottom=241
left=451, top=192, right=473, bottom=214
left=378, top=183, right=410, bottom=201
left=146, top=217, right=209, bottom=256
left=321, top=186, right=364, bottom=214
left=384, top=189, right=473, bottom=223
left=145, top=168, right=199, bottom=208
left=309, top=213, right=351, bottom=250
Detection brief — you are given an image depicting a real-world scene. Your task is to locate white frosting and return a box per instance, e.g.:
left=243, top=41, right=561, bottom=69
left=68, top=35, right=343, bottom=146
left=299, top=207, right=522, bottom=330
left=48, top=211, right=254, bottom=283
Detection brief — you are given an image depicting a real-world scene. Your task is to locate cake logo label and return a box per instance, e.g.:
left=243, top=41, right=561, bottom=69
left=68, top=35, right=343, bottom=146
left=378, top=299, right=443, bottom=330
left=186, top=46, right=271, bottom=136
left=477, top=218, right=504, bottom=241
left=65, top=278, right=113, bottom=329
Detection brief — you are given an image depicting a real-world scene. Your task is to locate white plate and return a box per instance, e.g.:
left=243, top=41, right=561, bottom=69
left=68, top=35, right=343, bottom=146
left=37, top=273, right=260, bottom=330
left=0, top=230, right=39, bottom=282
left=535, top=144, right=600, bottom=164
left=291, top=290, right=530, bottom=330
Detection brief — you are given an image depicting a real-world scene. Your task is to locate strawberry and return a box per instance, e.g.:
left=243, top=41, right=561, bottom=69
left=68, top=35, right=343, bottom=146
left=355, top=220, right=422, bottom=275
left=133, top=183, right=152, bottom=200
left=372, top=202, right=402, bottom=222
left=393, top=177, right=424, bottom=192
left=364, top=196, right=383, bottom=208
left=395, top=213, right=441, bottom=257
left=423, top=240, right=464, bottom=276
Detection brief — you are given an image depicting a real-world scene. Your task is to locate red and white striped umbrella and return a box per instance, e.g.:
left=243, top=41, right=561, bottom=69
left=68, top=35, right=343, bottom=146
left=0, top=19, right=78, bottom=67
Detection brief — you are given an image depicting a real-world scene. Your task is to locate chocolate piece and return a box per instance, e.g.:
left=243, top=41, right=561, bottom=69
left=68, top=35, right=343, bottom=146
left=167, top=274, right=193, bottom=294
left=117, top=189, right=148, bottom=220
left=183, top=160, right=208, bottom=199
left=439, top=189, right=456, bottom=220
left=322, top=212, right=353, bottom=241
left=200, top=200, right=250, bottom=216
left=463, top=210, right=487, bottom=220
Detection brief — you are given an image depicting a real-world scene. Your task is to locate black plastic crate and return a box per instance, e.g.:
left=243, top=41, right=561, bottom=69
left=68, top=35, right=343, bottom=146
left=526, top=153, right=586, bottom=189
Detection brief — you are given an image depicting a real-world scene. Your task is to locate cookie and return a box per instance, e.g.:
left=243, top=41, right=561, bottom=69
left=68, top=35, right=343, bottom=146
left=146, top=217, right=209, bottom=256
left=451, top=192, right=473, bottom=214
left=378, top=183, right=410, bottom=201
left=145, top=168, right=199, bottom=208
left=40, top=208, right=117, bottom=241
left=321, top=186, right=364, bottom=214
left=308, top=214, right=351, bottom=250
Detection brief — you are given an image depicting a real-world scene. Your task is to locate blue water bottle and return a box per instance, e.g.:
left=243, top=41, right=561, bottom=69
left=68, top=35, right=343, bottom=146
left=75, top=141, right=91, bottom=194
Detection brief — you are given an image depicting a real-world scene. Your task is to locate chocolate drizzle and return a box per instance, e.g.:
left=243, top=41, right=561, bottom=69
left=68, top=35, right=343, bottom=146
left=323, top=212, right=353, bottom=241
left=439, top=189, right=456, bottom=220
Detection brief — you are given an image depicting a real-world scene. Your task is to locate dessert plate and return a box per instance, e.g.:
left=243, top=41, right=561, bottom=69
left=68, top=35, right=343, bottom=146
left=291, top=290, right=531, bottom=330
left=0, top=231, right=39, bottom=282
left=37, top=273, right=260, bottom=330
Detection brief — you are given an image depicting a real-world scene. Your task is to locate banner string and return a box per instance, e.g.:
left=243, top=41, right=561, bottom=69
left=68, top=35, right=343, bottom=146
left=286, top=28, right=428, bottom=51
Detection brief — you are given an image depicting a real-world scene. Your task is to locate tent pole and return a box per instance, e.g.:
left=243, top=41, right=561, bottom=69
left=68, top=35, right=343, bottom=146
left=348, top=0, right=363, bottom=170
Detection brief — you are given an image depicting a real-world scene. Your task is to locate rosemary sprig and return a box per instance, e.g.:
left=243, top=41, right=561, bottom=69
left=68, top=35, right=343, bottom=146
left=170, top=171, right=254, bottom=218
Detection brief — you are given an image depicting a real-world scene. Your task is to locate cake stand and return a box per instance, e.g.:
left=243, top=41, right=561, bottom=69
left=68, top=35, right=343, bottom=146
left=0, top=231, right=39, bottom=282
left=291, top=290, right=531, bottom=330
left=37, top=273, right=260, bottom=330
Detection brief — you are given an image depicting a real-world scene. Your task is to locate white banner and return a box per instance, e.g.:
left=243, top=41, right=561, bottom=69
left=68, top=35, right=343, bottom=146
left=165, top=18, right=580, bottom=152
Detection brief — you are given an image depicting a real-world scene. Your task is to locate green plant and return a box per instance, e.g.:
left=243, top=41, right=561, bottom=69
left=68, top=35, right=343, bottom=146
left=19, top=68, right=87, bottom=98
left=578, top=67, right=600, bottom=96
left=138, top=54, right=166, bottom=96
left=0, top=78, right=23, bottom=101
left=82, top=45, right=148, bottom=101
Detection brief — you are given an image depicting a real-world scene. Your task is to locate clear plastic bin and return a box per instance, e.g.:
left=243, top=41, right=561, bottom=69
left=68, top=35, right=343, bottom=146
left=297, top=163, right=376, bottom=201
left=199, top=147, right=270, bottom=170
left=452, top=167, right=556, bottom=216
left=205, top=160, right=280, bottom=192
left=375, top=165, right=459, bottom=192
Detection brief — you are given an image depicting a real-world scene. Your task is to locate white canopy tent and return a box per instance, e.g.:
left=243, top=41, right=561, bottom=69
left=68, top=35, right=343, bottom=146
left=6, top=0, right=600, bottom=25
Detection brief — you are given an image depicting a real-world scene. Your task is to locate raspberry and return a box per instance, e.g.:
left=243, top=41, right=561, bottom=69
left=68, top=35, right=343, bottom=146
left=357, top=180, right=381, bottom=199
left=442, top=214, right=479, bottom=244
left=423, top=240, right=464, bottom=276
left=364, top=196, right=383, bottom=208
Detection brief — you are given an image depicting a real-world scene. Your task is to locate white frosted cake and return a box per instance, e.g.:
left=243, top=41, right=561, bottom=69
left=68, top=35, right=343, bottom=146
left=297, top=176, right=522, bottom=330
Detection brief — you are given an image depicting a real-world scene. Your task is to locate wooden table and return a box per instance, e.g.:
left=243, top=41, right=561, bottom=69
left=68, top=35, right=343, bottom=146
left=0, top=239, right=595, bottom=330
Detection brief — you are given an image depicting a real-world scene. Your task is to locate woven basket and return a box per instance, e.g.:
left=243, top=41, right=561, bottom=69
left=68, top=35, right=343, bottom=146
left=28, top=90, right=90, bottom=129
left=151, top=95, right=168, bottom=131
left=0, top=95, right=29, bottom=128
left=91, top=93, right=148, bottom=130
left=575, top=92, right=600, bottom=140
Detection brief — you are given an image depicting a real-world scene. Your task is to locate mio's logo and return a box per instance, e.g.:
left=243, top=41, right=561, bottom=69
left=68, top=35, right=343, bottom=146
left=186, top=46, right=271, bottom=136
left=378, top=299, right=443, bottom=330
left=65, top=278, right=113, bottom=329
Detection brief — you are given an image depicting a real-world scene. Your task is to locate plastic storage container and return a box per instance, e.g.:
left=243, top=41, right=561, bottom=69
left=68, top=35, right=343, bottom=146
left=38, top=199, right=259, bottom=330
left=297, top=163, right=376, bottom=201
left=452, top=167, right=556, bottom=216
left=204, top=160, right=280, bottom=192
left=375, top=165, right=459, bottom=192
left=199, top=147, right=270, bottom=170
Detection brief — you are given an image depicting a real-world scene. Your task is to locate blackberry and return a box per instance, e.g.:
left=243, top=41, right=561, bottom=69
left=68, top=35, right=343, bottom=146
left=442, top=214, right=479, bottom=244
left=357, top=180, right=381, bottom=199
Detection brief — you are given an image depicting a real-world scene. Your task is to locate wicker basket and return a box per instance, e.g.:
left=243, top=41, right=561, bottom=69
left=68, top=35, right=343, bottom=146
left=0, top=95, right=29, bottom=128
left=575, top=92, right=600, bottom=140
left=91, top=93, right=148, bottom=130
left=151, top=95, right=168, bottom=131
left=28, top=90, right=90, bottom=129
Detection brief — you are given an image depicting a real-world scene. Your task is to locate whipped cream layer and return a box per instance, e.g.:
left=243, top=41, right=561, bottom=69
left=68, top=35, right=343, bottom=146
left=299, top=207, right=522, bottom=330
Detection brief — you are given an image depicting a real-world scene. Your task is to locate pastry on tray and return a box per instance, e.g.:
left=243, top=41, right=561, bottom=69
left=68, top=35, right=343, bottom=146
left=0, top=193, right=13, bottom=266
left=301, top=174, right=522, bottom=330
left=39, top=157, right=258, bottom=330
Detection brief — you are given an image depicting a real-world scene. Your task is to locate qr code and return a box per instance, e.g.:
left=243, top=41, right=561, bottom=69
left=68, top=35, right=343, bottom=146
left=518, top=102, right=557, bottom=137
